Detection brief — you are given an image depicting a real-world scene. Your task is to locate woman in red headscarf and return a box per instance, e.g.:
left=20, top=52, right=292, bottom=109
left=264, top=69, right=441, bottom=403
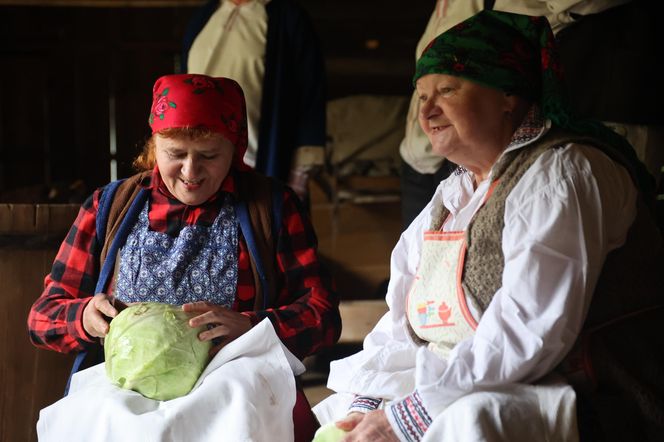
left=27, top=73, right=340, bottom=442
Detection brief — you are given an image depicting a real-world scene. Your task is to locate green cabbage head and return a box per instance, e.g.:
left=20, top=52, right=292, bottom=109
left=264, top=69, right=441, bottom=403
left=312, top=423, right=348, bottom=442
left=104, top=302, right=212, bottom=401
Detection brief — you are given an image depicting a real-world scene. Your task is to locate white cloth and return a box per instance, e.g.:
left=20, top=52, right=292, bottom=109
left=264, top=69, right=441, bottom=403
left=322, top=125, right=637, bottom=433
left=37, top=319, right=305, bottom=442
left=399, top=0, right=633, bottom=174
left=188, top=0, right=271, bottom=168
left=314, top=378, right=578, bottom=442
left=419, top=377, right=579, bottom=442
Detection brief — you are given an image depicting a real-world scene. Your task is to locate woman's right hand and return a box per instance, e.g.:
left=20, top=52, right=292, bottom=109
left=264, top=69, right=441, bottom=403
left=334, top=412, right=364, bottom=432
left=337, top=411, right=399, bottom=442
left=82, top=293, right=121, bottom=338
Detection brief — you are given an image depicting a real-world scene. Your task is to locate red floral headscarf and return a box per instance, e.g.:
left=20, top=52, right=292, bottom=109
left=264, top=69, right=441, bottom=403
left=149, top=74, right=250, bottom=170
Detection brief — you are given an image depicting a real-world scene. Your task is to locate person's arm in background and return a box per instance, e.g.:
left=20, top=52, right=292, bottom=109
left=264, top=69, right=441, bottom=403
left=27, top=190, right=103, bottom=353
left=242, top=187, right=341, bottom=359
left=285, top=1, right=327, bottom=201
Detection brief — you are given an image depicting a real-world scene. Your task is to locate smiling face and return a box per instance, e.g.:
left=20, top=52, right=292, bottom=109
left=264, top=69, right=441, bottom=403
left=416, top=73, right=519, bottom=176
left=155, top=133, right=235, bottom=206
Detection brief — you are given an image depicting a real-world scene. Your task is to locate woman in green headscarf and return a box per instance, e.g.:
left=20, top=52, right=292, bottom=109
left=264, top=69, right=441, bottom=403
left=313, top=10, right=664, bottom=442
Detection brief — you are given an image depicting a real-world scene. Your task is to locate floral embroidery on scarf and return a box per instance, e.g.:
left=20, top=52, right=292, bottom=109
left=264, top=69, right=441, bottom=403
left=149, top=88, right=177, bottom=125
left=221, top=113, right=239, bottom=133
left=184, top=75, right=219, bottom=94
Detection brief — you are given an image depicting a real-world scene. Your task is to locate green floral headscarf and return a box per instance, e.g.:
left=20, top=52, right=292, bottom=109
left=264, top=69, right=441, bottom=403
left=414, top=10, right=654, bottom=199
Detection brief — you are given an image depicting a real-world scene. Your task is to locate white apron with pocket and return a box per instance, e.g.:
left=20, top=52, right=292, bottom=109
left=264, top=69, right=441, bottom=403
left=406, top=229, right=477, bottom=358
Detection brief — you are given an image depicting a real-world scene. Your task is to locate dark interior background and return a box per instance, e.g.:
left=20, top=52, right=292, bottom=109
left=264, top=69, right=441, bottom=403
left=1, top=4, right=663, bottom=441
left=0, top=0, right=432, bottom=202
left=0, top=0, right=662, bottom=202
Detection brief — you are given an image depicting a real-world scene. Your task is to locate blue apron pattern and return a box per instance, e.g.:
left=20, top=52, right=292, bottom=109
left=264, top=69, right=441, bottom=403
left=115, top=195, right=238, bottom=307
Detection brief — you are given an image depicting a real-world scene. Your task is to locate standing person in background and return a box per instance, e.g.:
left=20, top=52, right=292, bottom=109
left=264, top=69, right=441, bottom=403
left=399, top=0, right=633, bottom=229
left=182, top=0, right=327, bottom=204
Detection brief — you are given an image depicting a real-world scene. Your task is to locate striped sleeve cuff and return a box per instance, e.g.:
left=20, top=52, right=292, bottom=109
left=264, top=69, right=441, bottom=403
left=385, top=391, right=432, bottom=442
left=348, top=396, right=383, bottom=414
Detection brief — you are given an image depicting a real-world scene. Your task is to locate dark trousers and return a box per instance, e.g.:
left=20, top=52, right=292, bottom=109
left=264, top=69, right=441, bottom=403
left=293, top=387, right=318, bottom=442
left=400, top=159, right=457, bottom=230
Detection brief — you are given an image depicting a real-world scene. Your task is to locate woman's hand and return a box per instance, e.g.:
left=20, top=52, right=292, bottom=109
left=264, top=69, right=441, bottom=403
left=182, top=301, right=253, bottom=355
left=82, top=293, right=120, bottom=338
left=337, top=410, right=399, bottom=442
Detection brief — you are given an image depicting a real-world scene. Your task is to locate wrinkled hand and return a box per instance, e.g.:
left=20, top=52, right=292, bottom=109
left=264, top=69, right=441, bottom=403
left=287, top=167, right=310, bottom=202
left=82, top=293, right=121, bottom=338
left=337, top=410, right=399, bottom=442
left=182, top=301, right=253, bottom=355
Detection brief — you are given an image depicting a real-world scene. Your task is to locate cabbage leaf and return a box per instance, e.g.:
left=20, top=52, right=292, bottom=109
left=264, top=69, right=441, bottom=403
left=104, top=302, right=212, bottom=401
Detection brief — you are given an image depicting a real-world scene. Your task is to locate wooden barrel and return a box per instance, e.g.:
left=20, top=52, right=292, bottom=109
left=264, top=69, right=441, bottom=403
left=0, top=204, right=80, bottom=442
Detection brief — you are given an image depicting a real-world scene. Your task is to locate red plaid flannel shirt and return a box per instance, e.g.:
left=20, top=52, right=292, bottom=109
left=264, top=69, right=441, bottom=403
left=27, top=169, right=340, bottom=360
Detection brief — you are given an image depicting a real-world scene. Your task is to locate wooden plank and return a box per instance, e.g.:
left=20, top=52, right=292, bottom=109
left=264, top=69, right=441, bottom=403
left=40, top=204, right=80, bottom=234
left=0, top=204, right=78, bottom=441
left=0, top=204, right=79, bottom=235
left=318, top=234, right=395, bottom=268
left=0, top=248, right=74, bottom=442
left=311, top=201, right=402, bottom=236
left=338, top=300, right=388, bottom=344
left=310, top=192, right=401, bottom=300
left=0, top=204, right=36, bottom=234
left=0, top=205, right=12, bottom=233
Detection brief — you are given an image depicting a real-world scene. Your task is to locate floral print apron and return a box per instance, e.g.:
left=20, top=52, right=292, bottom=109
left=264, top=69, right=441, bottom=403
left=114, top=196, right=239, bottom=307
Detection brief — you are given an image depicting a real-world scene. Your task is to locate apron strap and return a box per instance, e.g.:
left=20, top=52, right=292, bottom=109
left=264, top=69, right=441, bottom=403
left=236, top=199, right=270, bottom=310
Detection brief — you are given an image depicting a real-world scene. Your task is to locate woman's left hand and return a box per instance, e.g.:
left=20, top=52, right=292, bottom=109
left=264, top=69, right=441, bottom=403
left=182, top=301, right=253, bottom=355
left=339, top=410, right=399, bottom=442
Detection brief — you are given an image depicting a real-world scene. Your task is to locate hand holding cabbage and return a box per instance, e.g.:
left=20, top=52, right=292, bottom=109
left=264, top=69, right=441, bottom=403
left=312, top=423, right=348, bottom=442
left=334, top=411, right=398, bottom=442
left=182, top=300, right=253, bottom=355
left=82, top=293, right=122, bottom=338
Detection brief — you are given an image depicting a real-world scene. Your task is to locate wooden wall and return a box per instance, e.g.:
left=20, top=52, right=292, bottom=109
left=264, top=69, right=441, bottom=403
left=1, top=5, right=200, bottom=198
left=0, top=204, right=79, bottom=442
left=2, top=0, right=663, bottom=201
